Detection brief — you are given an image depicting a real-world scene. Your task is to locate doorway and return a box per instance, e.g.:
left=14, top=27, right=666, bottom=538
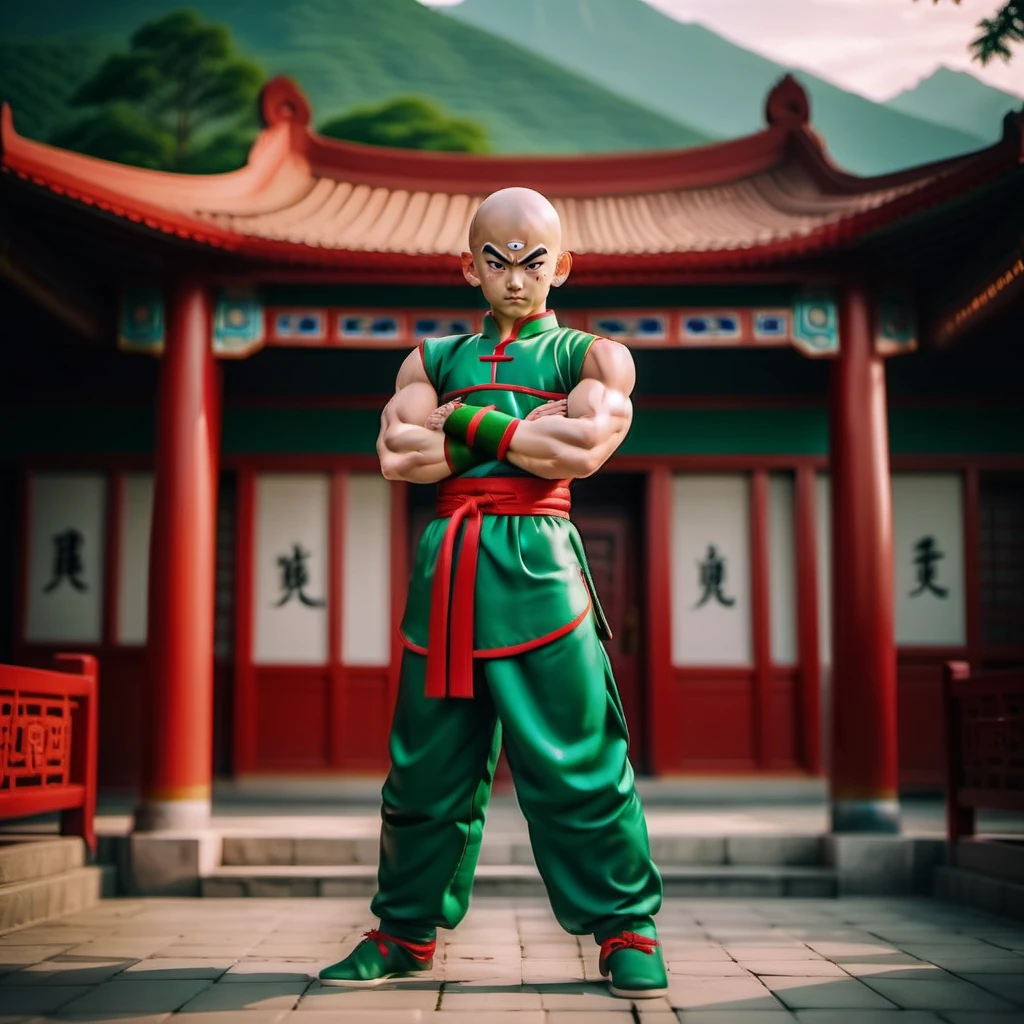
left=407, top=473, right=649, bottom=770
left=571, top=473, right=648, bottom=770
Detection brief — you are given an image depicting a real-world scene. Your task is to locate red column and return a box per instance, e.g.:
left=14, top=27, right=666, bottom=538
left=829, top=283, right=899, bottom=833
left=134, top=279, right=221, bottom=831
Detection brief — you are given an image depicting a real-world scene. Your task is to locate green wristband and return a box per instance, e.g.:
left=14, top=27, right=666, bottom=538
left=444, top=437, right=488, bottom=475
left=444, top=405, right=522, bottom=460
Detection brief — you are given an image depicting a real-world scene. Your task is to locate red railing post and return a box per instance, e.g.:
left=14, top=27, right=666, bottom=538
left=54, top=653, right=98, bottom=855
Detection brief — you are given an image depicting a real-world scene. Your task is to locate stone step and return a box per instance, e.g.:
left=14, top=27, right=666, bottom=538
left=0, top=836, right=85, bottom=886
left=934, top=864, right=1024, bottom=921
left=0, top=864, right=115, bottom=931
left=954, top=838, right=1024, bottom=885
left=219, top=833, right=826, bottom=869
left=201, top=863, right=836, bottom=899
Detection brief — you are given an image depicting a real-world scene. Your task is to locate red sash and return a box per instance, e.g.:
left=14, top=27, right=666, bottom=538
left=426, top=476, right=572, bottom=699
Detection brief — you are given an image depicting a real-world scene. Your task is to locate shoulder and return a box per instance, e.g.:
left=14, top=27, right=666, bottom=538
left=552, top=327, right=601, bottom=379
left=580, top=337, right=636, bottom=393
left=420, top=332, right=477, bottom=363
left=417, top=332, right=477, bottom=387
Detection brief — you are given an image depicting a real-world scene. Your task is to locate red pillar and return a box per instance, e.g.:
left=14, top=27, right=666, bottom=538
left=134, top=279, right=221, bottom=831
left=829, top=282, right=899, bottom=833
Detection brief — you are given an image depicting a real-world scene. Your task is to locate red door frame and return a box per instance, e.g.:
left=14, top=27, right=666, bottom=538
left=617, top=454, right=829, bottom=776
left=14, top=450, right=1024, bottom=783
left=13, top=456, right=153, bottom=790
left=226, top=454, right=398, bottom=774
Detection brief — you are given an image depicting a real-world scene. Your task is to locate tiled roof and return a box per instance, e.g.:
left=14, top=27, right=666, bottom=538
left=2, top=75, right=1020, bottom=277
left=194, top=161, right=936, bottom=256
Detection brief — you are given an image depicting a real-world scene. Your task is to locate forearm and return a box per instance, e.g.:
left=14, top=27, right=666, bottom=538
left=381, top=452, right=452, bottom=484
left=378, top=420, right=452, bottom=483
left=505, top=409, right=629, bottom=476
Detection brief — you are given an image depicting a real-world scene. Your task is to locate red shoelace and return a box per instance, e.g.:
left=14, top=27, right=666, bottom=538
left=363, top=929, right=436, bottom=963
left=599, top=931, right=661, bottom=974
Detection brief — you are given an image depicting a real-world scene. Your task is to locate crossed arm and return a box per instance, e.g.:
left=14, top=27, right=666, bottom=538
left=376, top=339, right=635, bottom=483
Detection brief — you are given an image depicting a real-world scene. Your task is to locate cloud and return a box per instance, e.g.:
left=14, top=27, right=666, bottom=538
left=421, top=0, right=1023, bottom=99
left=645, top=0, right=1024, bottom=98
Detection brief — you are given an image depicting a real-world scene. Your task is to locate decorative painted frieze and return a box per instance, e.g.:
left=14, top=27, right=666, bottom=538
left=791, top=290, right=839, bottom=356
left=118, top=288, right=165, bottom=355
left=213, top=289, right=264, bottom=357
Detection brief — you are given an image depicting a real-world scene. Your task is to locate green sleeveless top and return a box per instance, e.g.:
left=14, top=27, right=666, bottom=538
left=400, top=310, right=612, bottom=655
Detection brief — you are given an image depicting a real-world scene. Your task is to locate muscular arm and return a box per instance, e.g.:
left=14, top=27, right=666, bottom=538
left=377, top=349, right=453, bottom=484
left=504, top=339, right=635, bottom=480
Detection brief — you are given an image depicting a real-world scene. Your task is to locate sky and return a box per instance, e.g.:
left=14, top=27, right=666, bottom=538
left=421, top=0, right=1024, bottom=101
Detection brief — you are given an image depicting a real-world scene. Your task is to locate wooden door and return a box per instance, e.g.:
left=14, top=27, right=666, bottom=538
left=572, top=473, right=647, bottom=769
left=573, top=513, right=646, bottom=762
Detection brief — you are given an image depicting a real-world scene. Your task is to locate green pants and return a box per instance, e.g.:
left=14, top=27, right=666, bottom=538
left=370, top=619, right=663, bottom=939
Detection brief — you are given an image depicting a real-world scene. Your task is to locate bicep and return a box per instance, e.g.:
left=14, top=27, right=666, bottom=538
left=578, top=338, right=636, bottom=396
left=396, top=345, right=431, bottom=390
left=388, top=347, right=439, bottom=431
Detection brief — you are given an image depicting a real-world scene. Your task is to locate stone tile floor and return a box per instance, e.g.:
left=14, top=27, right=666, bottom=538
left=0, top=896, right=1022, bottom=1023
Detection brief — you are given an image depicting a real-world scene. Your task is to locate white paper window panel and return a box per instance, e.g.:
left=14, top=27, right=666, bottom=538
left=342, top=474, right=392, bottom=666
left=815, top=474, right=832, bottom=669
left=254, top=475, right=330, bottom=665
left=768, top=473, right=798, bottom=666
left=815, top=473, right=832, bottom=768
left=116, top=474, right=154, bottom=645
left=671, top=474, right=752, bottom=666
left=25, top=473, right=106, bottom=644
left=892, top=473, right=966, bottom=646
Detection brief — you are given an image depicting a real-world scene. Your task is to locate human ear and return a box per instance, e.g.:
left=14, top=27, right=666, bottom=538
left=551, top=250, right=572, bottom=288
left=461, top=251, right=481, bottom=287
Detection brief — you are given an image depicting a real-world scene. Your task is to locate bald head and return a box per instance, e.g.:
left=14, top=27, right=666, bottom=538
left=462, top=186, right=572, bottom=323
left=468, top=187, right=562, bottom=254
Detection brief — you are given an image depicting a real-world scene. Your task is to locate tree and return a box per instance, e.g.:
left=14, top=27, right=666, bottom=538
left=919, top=1, right=1023, bottom=63
left=320, top=96, right=491, bottom=153
left=52, top=9, right=265, bottom=172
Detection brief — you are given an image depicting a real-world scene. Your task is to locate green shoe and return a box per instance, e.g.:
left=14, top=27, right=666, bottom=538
left=599, top=930, right=668, bottom=999
left=318, top=929, right=435, bottom=988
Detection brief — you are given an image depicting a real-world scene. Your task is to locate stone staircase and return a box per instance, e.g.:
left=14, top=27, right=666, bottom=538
left=200, top=831, right=837, bottom=898
left=0, top=836, right=114, bottom=930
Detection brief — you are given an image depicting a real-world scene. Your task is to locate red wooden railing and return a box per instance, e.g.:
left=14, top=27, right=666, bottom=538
left=944, top=660, right=1024, bottom=847
left=0, top=654, right=98, bottom=853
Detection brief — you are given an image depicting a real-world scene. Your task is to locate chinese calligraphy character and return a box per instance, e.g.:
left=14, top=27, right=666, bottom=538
left=275, top=544, right=325, bottom=608
left=695, top=544, right=736, bottom=608
left=42, top=529, right=88, bottom=593
left=909, top=535, right=948, bottom=598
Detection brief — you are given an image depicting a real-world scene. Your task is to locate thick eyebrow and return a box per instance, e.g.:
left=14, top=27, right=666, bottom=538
left=481, top=243, right=511, bottom=265
left=518, top=246, right=548, bottom=264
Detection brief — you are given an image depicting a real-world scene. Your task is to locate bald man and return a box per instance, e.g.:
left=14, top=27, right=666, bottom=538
left=319, top=187, right=665, bottom=998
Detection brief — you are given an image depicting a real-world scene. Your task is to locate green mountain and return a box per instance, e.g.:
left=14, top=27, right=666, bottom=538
left=886, top=65, right=1022, bottom=139
left=0, top=36, right=113, bottom=141
left=444, top=0, right=994, bottom=175
left=0, top=0, right=712, bottom=155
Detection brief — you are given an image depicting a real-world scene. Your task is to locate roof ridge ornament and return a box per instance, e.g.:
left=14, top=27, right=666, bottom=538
left=765, top=74, right=810, bottom=127
left=260, top=76, right=312, bottom=129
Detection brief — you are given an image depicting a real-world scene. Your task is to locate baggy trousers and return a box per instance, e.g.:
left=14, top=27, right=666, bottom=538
left=370, top=617, right=663, bottom=939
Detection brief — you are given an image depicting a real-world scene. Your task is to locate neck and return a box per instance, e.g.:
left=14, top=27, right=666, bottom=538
left=490, top=302, right=548, bottom=339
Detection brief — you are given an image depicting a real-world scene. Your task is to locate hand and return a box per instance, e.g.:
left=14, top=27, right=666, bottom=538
left=525, top=399, right=568, bottom=421
left=425, top=400, right=462, bottom=431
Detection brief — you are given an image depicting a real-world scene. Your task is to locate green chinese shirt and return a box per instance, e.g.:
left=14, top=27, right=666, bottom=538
left=400, top=310, right=612, bottom=655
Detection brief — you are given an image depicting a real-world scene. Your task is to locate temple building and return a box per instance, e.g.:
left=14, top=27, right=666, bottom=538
left=1, top=75, right=1021, bottom=831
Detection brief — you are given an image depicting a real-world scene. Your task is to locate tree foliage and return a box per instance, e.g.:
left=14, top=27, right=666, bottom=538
left=919, top=1, right=1023, bottom=63
left=54, top=8, right=265, bottom=171
left=319, top=95, right=491, bottom=153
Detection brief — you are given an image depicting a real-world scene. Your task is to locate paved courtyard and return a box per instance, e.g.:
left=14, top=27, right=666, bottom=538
left=0, top=896, right=1022, bottom=1023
